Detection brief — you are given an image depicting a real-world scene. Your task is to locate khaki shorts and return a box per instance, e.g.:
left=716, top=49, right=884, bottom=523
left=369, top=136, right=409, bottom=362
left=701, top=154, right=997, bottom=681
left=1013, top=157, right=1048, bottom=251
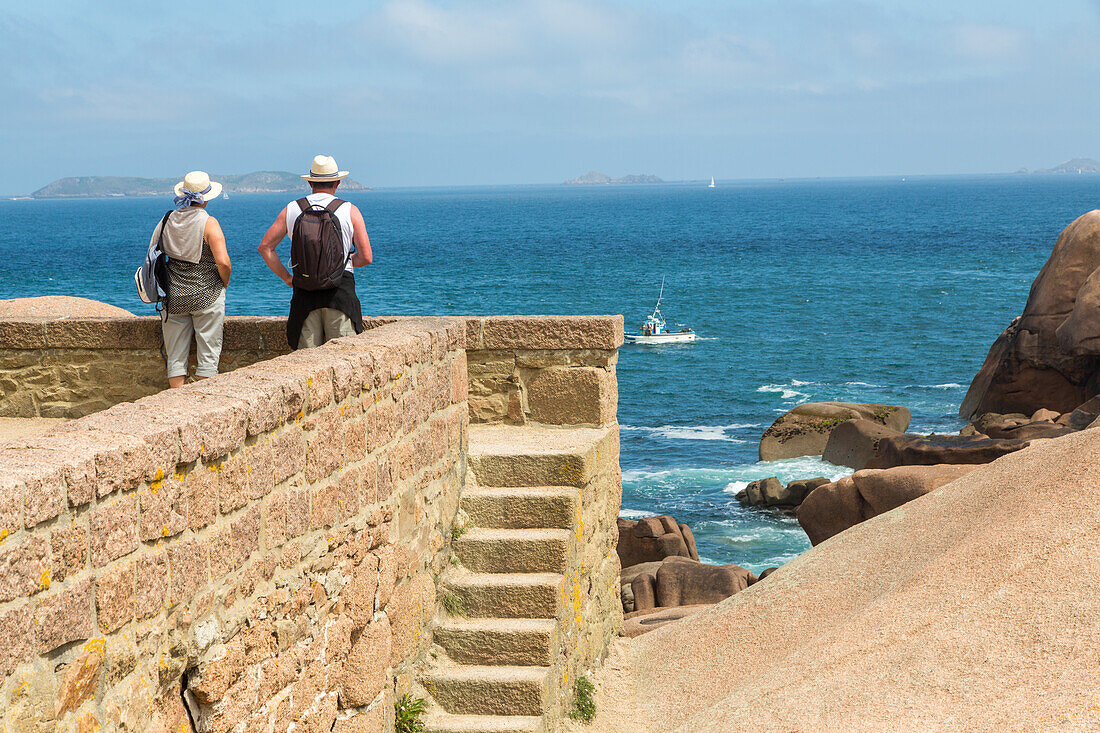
left=298, top=308, right=356, bottom=348
left=162, top=291, right=225, bottom=378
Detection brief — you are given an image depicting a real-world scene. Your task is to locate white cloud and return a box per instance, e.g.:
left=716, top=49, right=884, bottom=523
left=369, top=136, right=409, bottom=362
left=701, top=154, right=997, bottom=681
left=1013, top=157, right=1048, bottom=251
left=949, top=23, right=1025, bottom=62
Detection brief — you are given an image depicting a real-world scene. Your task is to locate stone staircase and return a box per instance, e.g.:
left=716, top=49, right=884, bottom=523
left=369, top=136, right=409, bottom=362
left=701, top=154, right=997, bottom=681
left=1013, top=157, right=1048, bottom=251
left=420, top=425, right=621, bottom=733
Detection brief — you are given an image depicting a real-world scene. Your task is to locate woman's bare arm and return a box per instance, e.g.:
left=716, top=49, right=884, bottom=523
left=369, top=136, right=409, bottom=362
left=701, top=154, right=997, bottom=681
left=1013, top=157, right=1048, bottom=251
left=205, top=216, right=231, bottom=287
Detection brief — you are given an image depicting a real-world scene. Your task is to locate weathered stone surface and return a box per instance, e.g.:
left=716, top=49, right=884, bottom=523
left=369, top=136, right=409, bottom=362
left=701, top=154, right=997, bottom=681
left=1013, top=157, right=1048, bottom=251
left=55, top=638, right=105, bottom=716
left=822, top=418, right=906, bottom=469
left=476, top=316, right=625, bottom=350
left=867, top=433, right=1029, bottom=469
left=622, top=604, right=712, bottom=638
left=759, top=403, right=911, bottom=461
left=525, top=367, right=616, bottom=426
left=654, top=559, right=755, bottom=607
left=0, top=296, right=133, bottom=319
left=798, top=463, right=981, bottom=545
left=962, top=212, right=1100, bottom=418
left=34, top=578, right=94, bottom=653
left=616, top=515, right=699, bottom=568
left=340, top=617, right=391, bottom=708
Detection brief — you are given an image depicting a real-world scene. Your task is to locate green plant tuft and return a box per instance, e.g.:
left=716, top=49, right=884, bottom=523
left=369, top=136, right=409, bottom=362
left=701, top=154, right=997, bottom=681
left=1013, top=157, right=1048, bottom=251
left=440, top=591, right=465, bottom=616
left=451, top=525, right=468, bottom=540
left=569, top=675, right=597, bottom=723
left=394, top=694, right=427, bottom=733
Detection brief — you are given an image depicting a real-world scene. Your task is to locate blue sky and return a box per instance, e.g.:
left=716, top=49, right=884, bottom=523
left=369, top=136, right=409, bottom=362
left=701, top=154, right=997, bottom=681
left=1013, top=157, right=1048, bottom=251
left=2, top=0, right=1099, bottom=192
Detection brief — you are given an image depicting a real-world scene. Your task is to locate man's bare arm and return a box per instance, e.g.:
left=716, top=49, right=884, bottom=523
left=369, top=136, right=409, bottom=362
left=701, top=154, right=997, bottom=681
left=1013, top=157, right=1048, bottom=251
left=349, top=205, right=373, bottom=267
left=205, top=216, right=231, bottom=287
left=258, top=211, right=292, bottom=286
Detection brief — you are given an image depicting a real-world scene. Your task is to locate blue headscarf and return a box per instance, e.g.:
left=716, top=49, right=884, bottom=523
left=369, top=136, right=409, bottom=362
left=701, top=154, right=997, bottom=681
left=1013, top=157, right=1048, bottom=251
left=173, top=184, right=211, bottom=209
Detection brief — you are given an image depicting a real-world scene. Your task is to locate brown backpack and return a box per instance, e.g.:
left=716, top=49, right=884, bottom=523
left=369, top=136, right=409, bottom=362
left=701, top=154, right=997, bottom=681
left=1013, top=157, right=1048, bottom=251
left=290, top=197, right=350, bottom=290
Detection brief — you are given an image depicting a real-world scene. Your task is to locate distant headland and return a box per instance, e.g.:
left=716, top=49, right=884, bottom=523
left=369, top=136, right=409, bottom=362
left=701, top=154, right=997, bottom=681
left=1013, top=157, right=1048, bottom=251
left=27, top=171, right=369, bottom=199
left=564, top=171, right=664, bottom=185
left=1015, top=158, right=1100, bottom=175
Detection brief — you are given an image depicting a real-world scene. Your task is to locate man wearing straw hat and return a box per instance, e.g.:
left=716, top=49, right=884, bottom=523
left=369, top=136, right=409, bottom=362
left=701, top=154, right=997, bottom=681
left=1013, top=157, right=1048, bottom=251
left=258, top=155, right=373, bottom=349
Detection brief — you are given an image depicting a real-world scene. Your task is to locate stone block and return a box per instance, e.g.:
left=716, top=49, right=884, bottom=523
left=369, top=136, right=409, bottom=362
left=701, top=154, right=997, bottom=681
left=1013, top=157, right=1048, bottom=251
left=184, top=464, right=219, bottom=531
left=287, top=488, right=310, bottom=539
left=55, top=638, right=105, bottom=717
left=51, top=525, right=88, bottom=583
left=337, top=467, right=360, bottom=521
left=0, top=603, right=33, bottom=677
left=0, top=535, right=49, bottom=602
left=95, top=561, right=134, bottom=633
left=272, top=424, right=306, bottom=484
left=138, top=478, right=187, bottom=541
left=478, top=315, right=625, bottom=350
left=310, top=483, right=339, bottom=530
left=247, top=439, right=276, bottom=499
left=219, top=454, right=250, bottom=514
left=525, top=367, right=616, bottom=426
left=340, top=616, right=391, bottom=708
left=168, top=538, right=207, bottom=604
left=134, top=552, right=168, bottom=619
left=35, top=578, right=94, bottom=653
left=388, top=573, right=435, bottom=667
left=190, top=636, right=245, bottom=703
left=88, top=496, right=138, bottom=567
left=305, top=409, right=343, bottom=482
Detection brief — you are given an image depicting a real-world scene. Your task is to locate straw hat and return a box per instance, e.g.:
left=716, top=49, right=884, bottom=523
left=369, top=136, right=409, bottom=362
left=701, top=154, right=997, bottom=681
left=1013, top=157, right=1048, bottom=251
left=302, top=155, right=349, bottom=182
left=173, top=171, right=223, bottom=201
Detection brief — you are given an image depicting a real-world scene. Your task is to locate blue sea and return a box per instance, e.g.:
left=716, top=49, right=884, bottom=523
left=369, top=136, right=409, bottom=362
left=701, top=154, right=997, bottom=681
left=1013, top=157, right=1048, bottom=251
left=2, top=176, right=1096, bottom=572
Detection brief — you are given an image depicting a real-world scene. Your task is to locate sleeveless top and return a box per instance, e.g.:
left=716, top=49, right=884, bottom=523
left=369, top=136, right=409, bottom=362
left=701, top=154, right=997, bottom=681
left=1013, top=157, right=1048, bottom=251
left=150, top=207, right=223, bottom=314
left=285, top=193, right=355, bottom=273
left=166, top=241, right=223, bottom=313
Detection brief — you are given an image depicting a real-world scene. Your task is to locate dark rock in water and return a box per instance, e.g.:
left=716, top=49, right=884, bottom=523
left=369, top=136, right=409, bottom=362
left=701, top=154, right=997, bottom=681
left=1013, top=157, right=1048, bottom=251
left=736, top=476, right=828, bottom=509
left=626, top=557, right=756, bottom=613
left=1063, top=396, right=1100, bottom=430
left=750, top=567, right=780, bottom=585
left=823, top=419, right=905, bottom=469
left=867, top=433, right=1029, bottom=469
left=797, top=464, right=981, bottom=545
left=970, top=412, right=1075, bottom=441
left=1000, top=421, right=1076, bottom=441
left=961, top=211, right=1100, bottom=418
left=617, top=516, right=699, bottom=568
left=759, top=402, right=911, bottom=461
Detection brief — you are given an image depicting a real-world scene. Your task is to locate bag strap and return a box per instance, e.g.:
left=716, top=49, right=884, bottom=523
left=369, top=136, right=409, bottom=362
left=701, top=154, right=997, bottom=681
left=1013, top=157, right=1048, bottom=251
left=296, top=197, right=312, bottom=211
left=324, top=198, right=345, bottom=215
left=155, top=210, right=171, bottom=248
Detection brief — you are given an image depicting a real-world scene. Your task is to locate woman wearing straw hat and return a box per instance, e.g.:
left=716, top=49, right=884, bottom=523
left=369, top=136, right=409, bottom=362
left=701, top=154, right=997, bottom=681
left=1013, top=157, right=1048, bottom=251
left=150, top=171, right=232, bottom=387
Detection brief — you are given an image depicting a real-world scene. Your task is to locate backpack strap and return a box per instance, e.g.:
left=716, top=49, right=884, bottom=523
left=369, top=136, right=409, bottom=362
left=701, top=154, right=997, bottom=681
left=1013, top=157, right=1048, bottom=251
left=155, top=210, right=172, bottom=251
left=296, top=197, right=312, bottom=211
left=324, top=198, right=346, bottom=214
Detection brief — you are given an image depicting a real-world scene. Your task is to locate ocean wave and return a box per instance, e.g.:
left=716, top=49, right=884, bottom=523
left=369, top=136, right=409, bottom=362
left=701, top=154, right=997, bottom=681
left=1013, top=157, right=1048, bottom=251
left=624, top=456, right=849, bottom=490
left=756, top=383, right=810, bottom=400
left=619, top=508, right=657, bottom=519
left=843, top=381, right=881, bottom=387
left=620, top=423, right=757, bottom=442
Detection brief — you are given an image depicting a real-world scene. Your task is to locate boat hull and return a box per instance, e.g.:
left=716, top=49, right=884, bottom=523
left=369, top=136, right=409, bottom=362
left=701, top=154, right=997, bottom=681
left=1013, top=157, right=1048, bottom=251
left=624, top=332, right=697, bottom=344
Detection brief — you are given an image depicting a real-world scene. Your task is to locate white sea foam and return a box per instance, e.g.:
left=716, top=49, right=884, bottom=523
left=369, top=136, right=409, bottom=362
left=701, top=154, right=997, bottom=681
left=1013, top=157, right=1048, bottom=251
left=619, top=508, right=657, bottom=519
left=756, top=384, right=810, bottom=400
left=844, top=381, right=880, bottom=387
left=621, top=424, right=757, bottom=443
left=724, top=480, right=750, bottom=494
left=929, top=383, right=964, bottom=389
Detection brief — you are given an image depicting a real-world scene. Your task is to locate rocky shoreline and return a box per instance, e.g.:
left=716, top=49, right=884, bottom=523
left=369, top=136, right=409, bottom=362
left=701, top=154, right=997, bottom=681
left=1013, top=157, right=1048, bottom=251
left=617, top=209, right=1100, bottom=638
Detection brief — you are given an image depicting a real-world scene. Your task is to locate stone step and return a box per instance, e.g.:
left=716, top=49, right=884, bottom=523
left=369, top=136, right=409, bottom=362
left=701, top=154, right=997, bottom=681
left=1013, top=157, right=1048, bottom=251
left=455, top=528, right=572, bottom=574
left=435, top=618, right=557, bottom=666
left=467, top=425, right=616, bottom=488
left=422, top=665, right=551, bottom=717
left=441, top=570, right=562, bottom=619
left=421, top=713, right=545, bottom=733
left=461, top=486, right=579, bottom=530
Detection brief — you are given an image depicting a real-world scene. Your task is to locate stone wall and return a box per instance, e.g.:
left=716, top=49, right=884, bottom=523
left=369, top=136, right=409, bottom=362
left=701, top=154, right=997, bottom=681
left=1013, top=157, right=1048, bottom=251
left=0, top=316, right=292, bottom=418
left=0, top=318, right=468, bottom=732
left=464, top=316, right=621, bottom=426
left=0, top=313, right=624, bottom=732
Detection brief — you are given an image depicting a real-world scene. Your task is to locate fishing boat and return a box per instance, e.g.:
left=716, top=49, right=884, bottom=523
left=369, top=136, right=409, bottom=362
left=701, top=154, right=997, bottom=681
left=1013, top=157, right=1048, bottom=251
left=624, top=279, right=697, bottom=344
left=708, top=176, right=716, bottom=188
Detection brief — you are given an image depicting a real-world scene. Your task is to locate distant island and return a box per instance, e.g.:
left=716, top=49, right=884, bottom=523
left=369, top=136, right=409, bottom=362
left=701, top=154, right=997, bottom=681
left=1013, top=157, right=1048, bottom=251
left=28, top=171, right=369, bottom=199
left=564, top=171, right=664, bottom=185
left=1015, top=158, right=1100, bottom=175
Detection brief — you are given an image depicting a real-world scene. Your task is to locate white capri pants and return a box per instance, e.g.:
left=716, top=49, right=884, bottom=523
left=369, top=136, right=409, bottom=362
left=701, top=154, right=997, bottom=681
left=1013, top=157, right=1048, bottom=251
left=161, top=290, right=225, bottom=379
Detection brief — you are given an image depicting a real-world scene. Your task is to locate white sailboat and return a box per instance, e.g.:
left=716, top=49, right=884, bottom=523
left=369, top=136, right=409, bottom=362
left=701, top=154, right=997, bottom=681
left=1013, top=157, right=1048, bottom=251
left=624, top=279, right=697, bottom=345
left=708, top=176, right=716, bottom=188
